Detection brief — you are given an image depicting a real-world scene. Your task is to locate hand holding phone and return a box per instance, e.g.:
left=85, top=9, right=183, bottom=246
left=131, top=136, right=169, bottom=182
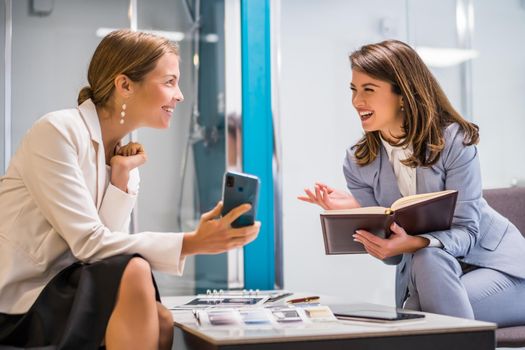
left=182, top=201, right=260, bottom=256
left=221, top=171, right=260, bottom=228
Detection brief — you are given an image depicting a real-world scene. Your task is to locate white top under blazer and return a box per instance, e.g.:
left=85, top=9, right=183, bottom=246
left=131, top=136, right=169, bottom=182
left=0, top=99, right=186, bottom=314
left=380, top=137, right=442, bottom=248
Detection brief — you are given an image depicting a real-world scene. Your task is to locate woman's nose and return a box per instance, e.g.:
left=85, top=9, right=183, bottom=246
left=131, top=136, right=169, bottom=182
left=352, top=91, right=366, bottom=107
left=175, top=87, right=184, bottom=102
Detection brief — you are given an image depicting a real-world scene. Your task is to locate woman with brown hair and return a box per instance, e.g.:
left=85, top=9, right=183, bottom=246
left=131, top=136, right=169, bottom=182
left=300, top=40, right=525, bottom=326
left=0, top=30, right=260, bottom=349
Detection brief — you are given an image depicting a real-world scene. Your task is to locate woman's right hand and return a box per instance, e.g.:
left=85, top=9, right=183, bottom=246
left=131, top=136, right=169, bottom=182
left=297, top=182, right=360, bottom=210
left=182, top=202, right=261, bottom=257
left=110, top=142, right=147, bottom=192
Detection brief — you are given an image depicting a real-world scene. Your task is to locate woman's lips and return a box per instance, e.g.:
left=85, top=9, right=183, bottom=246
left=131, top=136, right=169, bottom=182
left=359, top=111, right=374, bottom=121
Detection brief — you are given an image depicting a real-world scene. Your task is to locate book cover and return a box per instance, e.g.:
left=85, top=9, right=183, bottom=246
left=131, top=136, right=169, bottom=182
left=320, top=190, right=458, bottom=254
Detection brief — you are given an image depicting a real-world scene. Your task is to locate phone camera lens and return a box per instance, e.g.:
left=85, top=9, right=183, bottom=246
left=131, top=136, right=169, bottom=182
left=226, top=175, right=234, bottom=187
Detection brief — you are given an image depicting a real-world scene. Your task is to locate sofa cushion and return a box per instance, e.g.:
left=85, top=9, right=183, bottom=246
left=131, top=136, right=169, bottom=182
left=483, top=187, right=525, bottom=237
left=496, top=326, right=525, bottom=347
left=484, top=188, right=525, bottom=348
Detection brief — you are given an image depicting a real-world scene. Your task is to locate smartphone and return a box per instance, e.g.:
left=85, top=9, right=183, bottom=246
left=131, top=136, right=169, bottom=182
left=221, top=171, right=260, bottom=228
left=329, top=305, right=425, bottom=323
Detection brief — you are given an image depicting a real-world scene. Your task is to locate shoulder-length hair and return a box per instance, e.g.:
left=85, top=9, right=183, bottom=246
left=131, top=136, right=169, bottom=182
left=349, top=40, right=479, bottom=167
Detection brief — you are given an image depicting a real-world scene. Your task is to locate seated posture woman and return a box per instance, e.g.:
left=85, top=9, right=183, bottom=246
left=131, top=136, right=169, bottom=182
left=0, top=30, right=260, bottom=349
left=300, top=40, right=525, bottom=327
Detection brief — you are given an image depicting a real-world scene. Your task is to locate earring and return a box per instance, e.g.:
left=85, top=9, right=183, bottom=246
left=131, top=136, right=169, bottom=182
left=401, top=105, right=405, bottom=112
left=120, top=103, right=126, bottom=125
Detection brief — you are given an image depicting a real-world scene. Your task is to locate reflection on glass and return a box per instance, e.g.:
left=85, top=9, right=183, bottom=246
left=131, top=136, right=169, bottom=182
left=226, top=113, right=242, bottom=172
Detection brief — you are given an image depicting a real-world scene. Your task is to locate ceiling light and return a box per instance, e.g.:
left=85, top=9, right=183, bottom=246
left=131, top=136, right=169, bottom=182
left=416, top=47, right=479, bottom=68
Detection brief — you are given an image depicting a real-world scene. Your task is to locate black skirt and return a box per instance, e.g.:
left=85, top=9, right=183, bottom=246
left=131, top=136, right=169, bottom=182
left=0, top=254, right=160, bottom=350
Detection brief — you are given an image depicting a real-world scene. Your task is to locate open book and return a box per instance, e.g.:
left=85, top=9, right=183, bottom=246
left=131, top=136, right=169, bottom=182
left=320, top=190, right=458, bottom=254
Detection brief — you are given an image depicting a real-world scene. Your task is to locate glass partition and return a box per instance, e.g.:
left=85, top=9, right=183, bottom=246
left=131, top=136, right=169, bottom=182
left=135, top=0, right=199, bottom=296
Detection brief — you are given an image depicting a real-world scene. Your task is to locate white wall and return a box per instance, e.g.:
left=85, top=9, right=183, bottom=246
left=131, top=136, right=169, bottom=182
left=409, top=0, right=462, bottom=114
left=10, top=0, right=128, bottom=147
left=279, top=0, right=409, bottom=306
left=473, top=0, right=525, bottom=188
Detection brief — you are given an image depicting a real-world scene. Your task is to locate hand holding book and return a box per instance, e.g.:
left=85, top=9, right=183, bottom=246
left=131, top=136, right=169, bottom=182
left=353, top=221, right=434, bottom=259
left=319, top=190, right=458, bottom=254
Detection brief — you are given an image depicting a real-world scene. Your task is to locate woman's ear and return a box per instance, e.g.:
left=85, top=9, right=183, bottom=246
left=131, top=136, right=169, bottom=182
left=114, top=74, right=134, bottom=98
left=399, top=96, right=405, bottom=111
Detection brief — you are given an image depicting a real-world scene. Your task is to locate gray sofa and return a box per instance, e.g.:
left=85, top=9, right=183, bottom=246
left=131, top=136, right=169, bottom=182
left=483, top=187, right=525, bottom=348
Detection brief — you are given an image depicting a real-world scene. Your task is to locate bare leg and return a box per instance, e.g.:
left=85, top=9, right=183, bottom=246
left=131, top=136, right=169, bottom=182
left=157, top=302, right=174, bottom=350
left=105, top=257, right=159, bottom=350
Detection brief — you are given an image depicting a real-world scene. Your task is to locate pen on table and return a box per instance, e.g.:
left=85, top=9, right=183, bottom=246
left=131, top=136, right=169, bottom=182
left=286, top=296, right=320, bottom=304
left=265, top=292, right=294, bottom=303
left=192, top=309, right=201, bottom=325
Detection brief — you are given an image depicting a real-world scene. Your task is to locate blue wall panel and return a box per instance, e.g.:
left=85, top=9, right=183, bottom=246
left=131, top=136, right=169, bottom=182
left=241, top=0, right=275, bottom=289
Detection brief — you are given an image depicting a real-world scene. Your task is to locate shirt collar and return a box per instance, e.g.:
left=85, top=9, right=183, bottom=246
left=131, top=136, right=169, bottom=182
left=77, top=98, right=103, bottom=145
left=379, top=134, right=413, bottom=161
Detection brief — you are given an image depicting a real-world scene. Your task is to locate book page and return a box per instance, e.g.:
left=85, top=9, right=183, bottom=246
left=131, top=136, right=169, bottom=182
left=323, top=206, right=388, bottom=215
left=391, top=190, right=457, bottom=211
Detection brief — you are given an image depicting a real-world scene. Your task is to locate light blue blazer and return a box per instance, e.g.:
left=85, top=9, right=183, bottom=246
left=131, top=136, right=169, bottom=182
left=343, top=123, right=525, bottom=307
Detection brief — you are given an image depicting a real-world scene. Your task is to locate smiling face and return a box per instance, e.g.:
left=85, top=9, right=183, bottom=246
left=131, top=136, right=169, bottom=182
left=128, top=52, right=184, bottom=129
left=350, top=69, right=404, bottom=140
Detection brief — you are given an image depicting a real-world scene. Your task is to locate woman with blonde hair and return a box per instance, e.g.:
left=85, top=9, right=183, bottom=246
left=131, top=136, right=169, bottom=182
left=300, top=40, right=525, bottom=326
left=0, top=30, right=260, bottom=349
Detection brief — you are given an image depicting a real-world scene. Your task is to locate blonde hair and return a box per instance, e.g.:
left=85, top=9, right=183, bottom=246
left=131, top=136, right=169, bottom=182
left=78, top=29, right=179, bottom=107
left=349, top=40, right=479, bottom=167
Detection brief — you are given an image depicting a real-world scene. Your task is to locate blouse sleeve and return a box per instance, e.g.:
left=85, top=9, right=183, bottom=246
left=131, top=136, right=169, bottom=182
left=99, top=168, right=140, bottom=233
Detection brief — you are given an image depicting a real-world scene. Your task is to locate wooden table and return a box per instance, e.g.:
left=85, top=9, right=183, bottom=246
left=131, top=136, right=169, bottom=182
left=162, top=295, right=496, bottom=350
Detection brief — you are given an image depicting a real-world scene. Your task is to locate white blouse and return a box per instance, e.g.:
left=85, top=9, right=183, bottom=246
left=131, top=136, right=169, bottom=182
left=380, top=137, right=442, bottom=248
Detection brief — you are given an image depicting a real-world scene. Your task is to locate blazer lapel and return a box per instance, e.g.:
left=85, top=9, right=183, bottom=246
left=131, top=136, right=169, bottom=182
left=78, top=99, right=106, bottom=210
left=416, top=164, right=444, bottom=194
left=376, top=146, right=402, bottom=208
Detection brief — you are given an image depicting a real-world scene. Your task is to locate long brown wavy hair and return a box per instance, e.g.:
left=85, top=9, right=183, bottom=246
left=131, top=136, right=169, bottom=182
left=350, top=40, right=479, bottom=167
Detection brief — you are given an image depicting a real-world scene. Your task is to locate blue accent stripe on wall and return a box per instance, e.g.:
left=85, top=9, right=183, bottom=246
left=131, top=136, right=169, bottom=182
left=241, top=0, right=275, bottom=289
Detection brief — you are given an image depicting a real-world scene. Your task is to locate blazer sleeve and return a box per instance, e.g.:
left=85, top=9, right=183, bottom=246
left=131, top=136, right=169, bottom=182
left=342, top=148, right=379, bottom=207
left=99, top=168, right=140, bottom=233
left=426, top=124, right=482, bottom=258
left=21, top=118, right=186, bottom=275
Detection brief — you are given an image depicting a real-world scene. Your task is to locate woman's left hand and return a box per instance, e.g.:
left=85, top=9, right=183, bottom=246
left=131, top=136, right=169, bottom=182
left=353, top=222, right=430, bottom=260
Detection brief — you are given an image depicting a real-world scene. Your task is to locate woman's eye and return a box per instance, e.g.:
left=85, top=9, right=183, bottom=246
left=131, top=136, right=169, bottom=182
left=364, top=88, right=374, bottom=92
left=166, top=79, right=175, bottom=86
